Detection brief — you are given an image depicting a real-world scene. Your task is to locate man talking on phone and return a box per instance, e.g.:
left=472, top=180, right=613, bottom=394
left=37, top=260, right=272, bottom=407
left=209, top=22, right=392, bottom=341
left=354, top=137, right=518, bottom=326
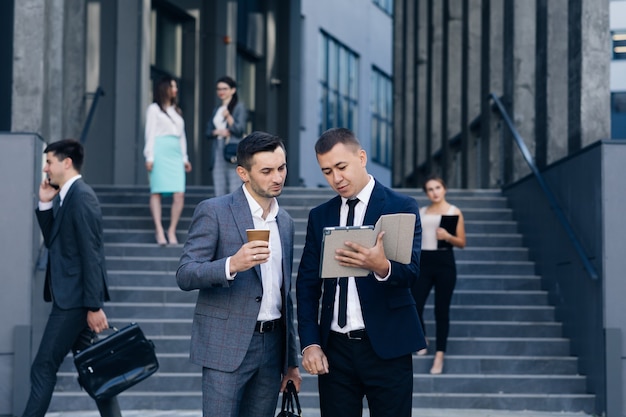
left=23, top=139, right=121, bottom=417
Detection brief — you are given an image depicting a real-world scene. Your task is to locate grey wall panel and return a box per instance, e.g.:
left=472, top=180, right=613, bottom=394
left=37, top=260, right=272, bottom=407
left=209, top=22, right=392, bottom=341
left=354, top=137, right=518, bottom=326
left=0, top=134, right=44, bottom=416
left=503, top=140, right=626, bottom=414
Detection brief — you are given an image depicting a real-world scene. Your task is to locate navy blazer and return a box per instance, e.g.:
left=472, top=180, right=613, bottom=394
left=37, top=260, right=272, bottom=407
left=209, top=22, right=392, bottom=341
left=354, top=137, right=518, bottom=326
left=296, top=180, right=426, bottom=359
left=177, top=187, right=298, bottom=373
left=35, top=179, right=110, bottom=309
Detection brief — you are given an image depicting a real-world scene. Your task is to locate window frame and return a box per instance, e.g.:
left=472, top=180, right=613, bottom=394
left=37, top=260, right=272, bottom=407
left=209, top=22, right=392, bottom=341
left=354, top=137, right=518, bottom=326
left=370, top=66, right=393, bottom=167
left=319, top=31, right=359, bottom=135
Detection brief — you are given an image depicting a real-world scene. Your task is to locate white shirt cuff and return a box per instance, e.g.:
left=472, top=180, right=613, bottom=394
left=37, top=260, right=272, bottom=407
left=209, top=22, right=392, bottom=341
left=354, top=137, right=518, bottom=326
left=225, top=257, right=236, bottom=280
left=374, top=260, right=392, bottom=281
left=38, top=201, right=53, bottom=211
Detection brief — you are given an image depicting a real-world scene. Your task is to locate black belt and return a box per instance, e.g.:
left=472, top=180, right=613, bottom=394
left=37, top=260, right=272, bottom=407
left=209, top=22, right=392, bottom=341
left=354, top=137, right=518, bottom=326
left=330, top=329, right=367, bottom=340
left=255, top=318, right=281, bottom=333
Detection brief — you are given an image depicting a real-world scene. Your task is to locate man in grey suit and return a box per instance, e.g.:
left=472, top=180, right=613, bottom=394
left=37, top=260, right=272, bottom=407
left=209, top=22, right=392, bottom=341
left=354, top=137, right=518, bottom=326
left=177, top=131, right=301, bottom=417
left=23, top=139, right=121, bottom=417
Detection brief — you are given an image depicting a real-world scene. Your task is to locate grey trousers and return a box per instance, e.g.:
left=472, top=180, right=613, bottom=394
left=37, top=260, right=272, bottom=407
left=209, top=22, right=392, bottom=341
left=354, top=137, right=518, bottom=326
left=212, top=139, right=241, bottom=197
left=200, top=328, right=283, bottom=417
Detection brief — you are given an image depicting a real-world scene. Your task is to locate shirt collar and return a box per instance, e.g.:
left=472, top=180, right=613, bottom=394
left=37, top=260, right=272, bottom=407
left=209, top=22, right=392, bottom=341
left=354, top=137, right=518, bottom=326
left=60, top=175, right=82, bottom=203
left=341, top=175, right=375, bottom=207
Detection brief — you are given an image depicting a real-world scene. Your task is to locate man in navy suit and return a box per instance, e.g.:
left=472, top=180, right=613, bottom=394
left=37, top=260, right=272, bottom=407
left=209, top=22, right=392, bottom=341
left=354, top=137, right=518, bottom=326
left=23, top=139, right=121, bottom=417
left=177, top=132, right=301, bottom=417
left=297, top=128, right=425, bottom=417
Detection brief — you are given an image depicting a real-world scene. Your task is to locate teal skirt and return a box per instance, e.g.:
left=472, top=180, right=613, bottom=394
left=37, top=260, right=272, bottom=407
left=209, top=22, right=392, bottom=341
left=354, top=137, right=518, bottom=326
left=149, top=135, right=185, bottom=194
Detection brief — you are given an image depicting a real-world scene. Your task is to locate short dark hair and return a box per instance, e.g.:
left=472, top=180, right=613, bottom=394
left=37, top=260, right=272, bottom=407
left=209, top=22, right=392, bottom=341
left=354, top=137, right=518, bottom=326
left=44, top=139, right=85, bottom=172
left=236, top=131, right=285, bottom=170
left=315, top=127, right=361, bottom=155
left=422, top=174, right=446, bottom=192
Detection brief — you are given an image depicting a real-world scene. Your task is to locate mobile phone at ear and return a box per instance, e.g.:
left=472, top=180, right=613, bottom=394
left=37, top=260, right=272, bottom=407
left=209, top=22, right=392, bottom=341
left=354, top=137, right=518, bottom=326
left=48, top=179, right=60, bottom=190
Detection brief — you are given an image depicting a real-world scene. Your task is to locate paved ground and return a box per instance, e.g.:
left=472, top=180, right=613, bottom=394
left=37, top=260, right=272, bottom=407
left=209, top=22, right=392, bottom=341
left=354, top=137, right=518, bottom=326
left=45, top=408, right=592, bottom=417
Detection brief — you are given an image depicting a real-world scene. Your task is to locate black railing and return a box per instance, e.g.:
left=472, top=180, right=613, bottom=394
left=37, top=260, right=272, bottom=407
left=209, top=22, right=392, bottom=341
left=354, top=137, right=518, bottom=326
left=79, top=86, right=104, bottom=144
left=490, top=93, right=599, bottom=281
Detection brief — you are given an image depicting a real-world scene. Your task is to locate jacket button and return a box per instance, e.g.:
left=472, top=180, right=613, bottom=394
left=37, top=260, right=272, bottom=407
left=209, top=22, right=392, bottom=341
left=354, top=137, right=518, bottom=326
left=255, top=296, right=262, bottom=302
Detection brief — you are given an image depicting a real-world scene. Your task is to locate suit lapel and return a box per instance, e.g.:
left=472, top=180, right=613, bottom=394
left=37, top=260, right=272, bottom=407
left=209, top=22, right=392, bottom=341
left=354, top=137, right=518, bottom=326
left=276, top=209, right=292, bottom=286
left=230, top=188, right=261, bottom=280
left=363, top=181, right=385, bottom=226
left=50, top=180, right=80, bottom=242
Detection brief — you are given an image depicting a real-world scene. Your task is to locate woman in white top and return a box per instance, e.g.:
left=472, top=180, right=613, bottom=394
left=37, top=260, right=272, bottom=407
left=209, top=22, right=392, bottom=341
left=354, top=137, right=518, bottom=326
left=206, top=76, right=247, bottom=196
left=144, top=76, right=192, bottom=245
left=412, top=175, right=466, bottom=374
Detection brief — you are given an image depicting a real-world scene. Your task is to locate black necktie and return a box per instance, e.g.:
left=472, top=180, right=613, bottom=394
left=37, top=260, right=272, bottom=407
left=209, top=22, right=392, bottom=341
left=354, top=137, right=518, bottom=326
left=338, top=198, right=359, bottom=328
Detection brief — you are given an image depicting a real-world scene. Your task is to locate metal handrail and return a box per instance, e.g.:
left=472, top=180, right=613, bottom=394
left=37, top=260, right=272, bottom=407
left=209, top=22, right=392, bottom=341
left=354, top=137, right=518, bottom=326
left=490, top=93, right=599, bottom=280
left=79, top=86, right=104, bottom=144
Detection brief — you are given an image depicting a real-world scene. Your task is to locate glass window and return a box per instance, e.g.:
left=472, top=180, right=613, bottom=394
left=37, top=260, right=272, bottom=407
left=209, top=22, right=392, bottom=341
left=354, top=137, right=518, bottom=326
left=612, top=92, right=626, bottom=139
left=370, top=67, right=393, bottom=167
left=373, top=0, right=393, bottom=16
left=612, top=32, right=626, bottom=61
left=319, top=32, right=359, bottom=135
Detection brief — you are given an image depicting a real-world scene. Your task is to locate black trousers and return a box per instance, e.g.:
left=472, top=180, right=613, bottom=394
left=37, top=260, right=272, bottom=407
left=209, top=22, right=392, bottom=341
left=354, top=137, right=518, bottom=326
left=318, top=331, right=413, bottom=417
left=22, top=305, right=122, bottom=417
left=411, top=249, right=457, bottom=352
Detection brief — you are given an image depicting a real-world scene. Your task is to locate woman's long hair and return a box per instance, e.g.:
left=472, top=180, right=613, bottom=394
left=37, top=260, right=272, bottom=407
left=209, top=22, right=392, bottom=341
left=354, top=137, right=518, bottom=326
left=216, top=76, right=238, bottom=115
left=153, top=75, right=181, bottom=115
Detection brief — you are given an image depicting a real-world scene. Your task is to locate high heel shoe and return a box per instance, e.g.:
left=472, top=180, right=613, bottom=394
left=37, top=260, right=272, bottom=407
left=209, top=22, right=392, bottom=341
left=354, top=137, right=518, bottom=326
left=167, top=231, right=178, bottom=245
left=155, top=230, right=167, bottom=246
left=430, top=352, right=444, bottom=374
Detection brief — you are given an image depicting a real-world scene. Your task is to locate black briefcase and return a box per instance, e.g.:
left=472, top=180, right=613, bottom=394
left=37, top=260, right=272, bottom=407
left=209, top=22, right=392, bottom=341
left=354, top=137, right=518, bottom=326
left=276, top=380, right=301, bottom=417
left=73, top=323, right=159, bottom=400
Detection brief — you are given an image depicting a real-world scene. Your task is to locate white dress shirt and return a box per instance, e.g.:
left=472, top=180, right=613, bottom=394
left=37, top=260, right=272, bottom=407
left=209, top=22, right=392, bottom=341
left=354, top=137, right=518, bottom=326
left=143, top=102, right=189, bottom=163
left=225, top=185, right=283, bottom=322
left=38, top=174, right=82, bottom=211
left=330, top=176, right=391, bottom=333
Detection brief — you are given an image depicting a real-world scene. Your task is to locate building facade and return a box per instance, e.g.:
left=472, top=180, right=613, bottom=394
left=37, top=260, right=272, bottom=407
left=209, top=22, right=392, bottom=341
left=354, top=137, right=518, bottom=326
left=1, top=0, right=396, bottom=190
left=393, top=0, right=612, bottom=189
left=611, top=0, right=626, bottom=139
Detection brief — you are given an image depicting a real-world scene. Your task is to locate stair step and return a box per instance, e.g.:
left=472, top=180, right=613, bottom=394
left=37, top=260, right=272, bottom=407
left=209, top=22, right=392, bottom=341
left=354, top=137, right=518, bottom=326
left=58, top=353, right=579, bottom=376
left=49, top=391, right=596, bottom=414
left=454, top=275, right=541, bottom=291
left=130, top=335, right=571, bottom=356
left=47, top=185, right=595, bottom=414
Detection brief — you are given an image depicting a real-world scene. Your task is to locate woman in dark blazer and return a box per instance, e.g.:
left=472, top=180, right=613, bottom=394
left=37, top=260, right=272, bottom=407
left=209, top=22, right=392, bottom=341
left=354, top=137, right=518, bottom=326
left=206, top=76, right=247, bottom=196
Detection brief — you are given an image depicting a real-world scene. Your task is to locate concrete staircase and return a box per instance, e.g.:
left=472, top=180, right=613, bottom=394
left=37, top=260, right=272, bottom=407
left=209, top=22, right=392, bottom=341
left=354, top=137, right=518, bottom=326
left=50, top=185, right=595, bottom=413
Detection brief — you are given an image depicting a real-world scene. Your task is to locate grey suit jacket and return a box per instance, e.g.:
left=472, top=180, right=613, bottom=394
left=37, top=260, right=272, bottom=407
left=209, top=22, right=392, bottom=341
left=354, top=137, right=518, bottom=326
left=35, top=179, right=110, bottom=309
left=176, top=187, right=298, bottom=373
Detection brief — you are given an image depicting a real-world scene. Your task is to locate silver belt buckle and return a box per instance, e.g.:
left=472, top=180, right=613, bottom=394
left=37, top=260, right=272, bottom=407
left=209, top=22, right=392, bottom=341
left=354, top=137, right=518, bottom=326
left=346, top=330, right=363, bottom=340
left=258, top=320, right=271, bottom=333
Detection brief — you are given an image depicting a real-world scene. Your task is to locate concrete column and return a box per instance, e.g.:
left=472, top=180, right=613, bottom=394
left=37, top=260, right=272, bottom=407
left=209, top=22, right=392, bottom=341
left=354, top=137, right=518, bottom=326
left=445, top=0, right=463, bottom=185
left=114, top=0, right=148, bottom=185
left=429, top=0, right=443, bottom=162
left=12, top=0, right=86, bottom=143
left=464, top=0, right=482, bottom=188
left=546, top=0, right=569, bottom=163
left=12, top=0, right=46, bottom=135
left=568, top=0, right=611, bottom=149
left=397, top=0, right=416, bottom=185
left=46, top=0, right=65, bottom=143
left=392, top=0, right=405, bottom=185
left=416, top=0, right=428, bottom=169
left=480, top=0, right=504, bottom=187
left=511, top=0, right=536, bottom=181
left=63, top=0, right=87, bottom=139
